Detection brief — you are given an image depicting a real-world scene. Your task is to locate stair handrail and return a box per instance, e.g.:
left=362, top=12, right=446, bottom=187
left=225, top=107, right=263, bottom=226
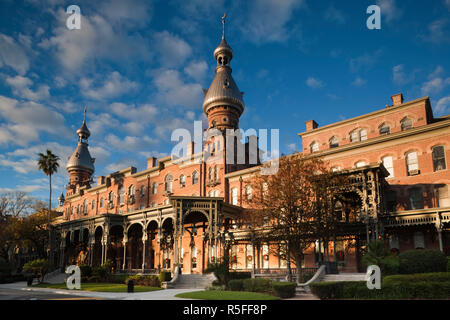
left=296, top=265, right=326, bottom=292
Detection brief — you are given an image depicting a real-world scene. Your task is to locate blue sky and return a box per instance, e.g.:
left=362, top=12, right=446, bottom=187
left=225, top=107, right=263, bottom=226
left=0, top=0, right=449, bottom=205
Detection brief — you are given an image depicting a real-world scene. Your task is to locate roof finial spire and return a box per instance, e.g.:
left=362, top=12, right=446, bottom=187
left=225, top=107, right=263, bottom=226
left=83, top=106, right=87, bottom=122
left=222, top=13, right=227, bottom=39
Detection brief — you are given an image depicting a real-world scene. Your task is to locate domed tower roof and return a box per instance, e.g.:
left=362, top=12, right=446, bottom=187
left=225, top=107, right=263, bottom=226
left=203, top=14, right=244, bottom=117
left=66, top=107, right=95, bottom=174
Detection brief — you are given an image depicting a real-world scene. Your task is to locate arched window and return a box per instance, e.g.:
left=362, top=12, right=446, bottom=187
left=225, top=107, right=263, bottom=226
left=355, top=161, right=366, bottom=168
left=129, top=185, right=135, bottom=203
left=401, top=117, right=412, bottom=131
left=165, top=175, right=173, bottom=193
left=164, top=199, right=170, bottom=205
left=350, top=129, right=367, bottom=143
left=382, top=156, right=394, bottom=178
left=208, top=167, right=213, bottom=181
left=179, top=174, right=186, bottom=187
left=192, top=171, right=199, bottom=184
left=208, top=190, right=214, bottom=197
left=432, top=145, right=446, bottom=171
left=329, top=136, right=339, bottom=148
left=245, top=185, right=252, bottom=201
left=83, top=200, right=88, bottom=214
left=108, top=191, right=114, bottom=207
left=331, top=167, right=341, bottom=172
left=334, top=200, right=344, bottom=221
left=405, top=151, right=419, bottom=175
left=77, top=204, right=81, bottom=214
left=262, top=182, right=268, bottom=200
left=100, top=197, right=103, bottom=208
left=413, top=231, right=425, bottom=249
left=436, top=185, right=450, bottom=208
left=118, top=186, right=125, bottom=205
left=91, top=199, right=95, bottom=210
left=214, top=165, right=219, bottom=181
left=214, top=190, right=220, bottom=197
left=379, top=123, right=390, bottom=135
left=151, top=202, right=156, bottom=207
left=140, top=185, right=145, bottom=198
left=231, top=188, right=238, bottom=205
left=310, top=141, right=319, bottom=153
left=152, top=182, right=158, bottom=194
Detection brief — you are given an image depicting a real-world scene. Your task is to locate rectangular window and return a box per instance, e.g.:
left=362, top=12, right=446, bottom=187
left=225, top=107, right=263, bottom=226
left=437, top=185, right=450, bottom=208
left=382, top=156, right=394, bottom=178
left=408, top=188, right=424, bottom=210
left=432, top=146, right=446, bottom=171
left=406, top=152, right=419, bottom=175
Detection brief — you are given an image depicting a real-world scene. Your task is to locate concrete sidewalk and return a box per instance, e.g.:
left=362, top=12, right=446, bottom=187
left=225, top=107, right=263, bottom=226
left=0, top=282, right=202, bottom=300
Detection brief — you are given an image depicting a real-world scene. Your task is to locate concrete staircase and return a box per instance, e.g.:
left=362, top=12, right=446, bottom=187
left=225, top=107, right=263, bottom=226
left=320, top=273, right=366, bottom=282
left=43, top=269, right=67, bottom=284
left=169, top=273, right=217, bottom=289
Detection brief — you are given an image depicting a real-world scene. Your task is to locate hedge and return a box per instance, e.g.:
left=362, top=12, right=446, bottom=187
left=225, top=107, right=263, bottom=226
left=228, top=272, right=252, bottom=281
left=398, top=249, right=447, bottom=274
left=242, top=278, right=272, bottom=293
left=125, top=275, right=160, bottom=287
left=228, top=279, right=244, bottom=291
left=159, top=271, right=172, bottom=283
left=310, top=275, right=450, bottom=300
left=272, top=282, right=297, bottom=298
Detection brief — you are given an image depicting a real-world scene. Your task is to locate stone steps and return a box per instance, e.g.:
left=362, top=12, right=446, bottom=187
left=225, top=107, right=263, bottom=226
left=321, top=273, right=366, bottom=282
left=171, top=274, right=217, bottom=289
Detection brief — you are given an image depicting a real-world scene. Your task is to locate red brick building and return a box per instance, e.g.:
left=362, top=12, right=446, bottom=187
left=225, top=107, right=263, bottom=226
left=53, top=23, right=450, bottom=276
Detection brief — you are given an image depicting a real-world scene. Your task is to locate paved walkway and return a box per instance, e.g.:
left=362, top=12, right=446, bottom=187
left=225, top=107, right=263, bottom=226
left=0, top=282, right=201, bottom=300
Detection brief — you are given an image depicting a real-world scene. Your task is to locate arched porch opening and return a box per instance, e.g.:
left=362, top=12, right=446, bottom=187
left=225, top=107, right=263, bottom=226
left=145, top=220, right=158, bottom=270
left=108, top=225, right=124, bottom=272
left=183, top=211, right=208, bottom=274
left=93, top=226, right=103, bottom=266
left=126, top=223, right=143, bottom=270
left=161, top=218, right=174, bottom=270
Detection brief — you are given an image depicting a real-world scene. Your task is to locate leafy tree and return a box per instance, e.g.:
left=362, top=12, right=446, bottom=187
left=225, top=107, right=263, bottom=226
left=245, top=153, right=348, bottom=283
left=37, top=149, right=60, bottom=265
left=23, top=258, right=50, bottom=283
left=362, top=240, right=399, bottom=275
left=205, top=256, right=230, bottom=286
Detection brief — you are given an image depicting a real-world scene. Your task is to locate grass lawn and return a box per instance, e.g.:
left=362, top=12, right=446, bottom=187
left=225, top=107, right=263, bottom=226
left=175, top=290, right=280, bottom=300
left=33, top=282, right=162, bottom=293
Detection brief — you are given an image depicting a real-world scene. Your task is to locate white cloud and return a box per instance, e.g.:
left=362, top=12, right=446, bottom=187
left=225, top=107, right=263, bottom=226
left=306, top=77, right=324, bottom=89
left=0, top=34, right=30, bottom=75
left=153, top=31, right=192, bottom=68
left=39, top=8, right=151, bottom=72
left=421, top=19, right=450, bottom=44
left=110, top=102, right=157, bottom=123
left=154, top=69, right=203, bottom=108
left=88, top=112, right=121, bottom=136
left=0, top=95, right=70, bottom=146
left=287, top=143, right=296, bottom=152
left=324, top=5, right=346, bottom=24
left=240, top=0, right=304, bottom=43
left=435, top=96, right=450, bottom=114
left=104, top=158, right=138, bottom=174
left=6, top=75, right=50, bottom=101
left=349, top=50, right=383, bottom=73
left=352, top=77, right=367, bottom=87
left=421, top=77, right=450, bottom=95
left=105, top=134, right=158, bottom=152
left=392, top=64, right=412, bottom=85
left=376, top=0, right=402, bottom=23
left=184, top=60, right=208, bottom=82
left=80, top=71, right=138, bottom=100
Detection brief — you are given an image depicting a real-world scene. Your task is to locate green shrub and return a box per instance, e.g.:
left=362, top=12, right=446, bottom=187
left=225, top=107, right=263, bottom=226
left=398, top=249, right=447, bottom=274
left=383, top=272, right=450, bottom=285
left=110, top=274, right=128, bottom=284
left=310, top=275, right=450, bottom=300
left=242, top=278, right=272, bottom=293
left=309, top=281, right=345, bottom=300
left=0, top=258, right=12, bottom=275
left=205, top=257, right=230, bottom=286
left=125, top=275, right=160, bottom=287
left=22, top=259, right=50, bottom=283
left=79, top=264, right=92, bottom=280
left=272, top=282, right=297, bottom=298
left=228, top=272, right=251, bottom=280
left=159, top=271, right=172, bottom=283
left=362, top=241, right=399, bottom=275
left=228, top=279, right=244, bottom=291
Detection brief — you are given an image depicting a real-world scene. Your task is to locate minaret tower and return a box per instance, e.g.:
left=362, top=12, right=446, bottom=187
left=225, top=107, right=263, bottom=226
left=203, top=14, right=245, bottom=131
left=66, top=107, right=95, bottom=193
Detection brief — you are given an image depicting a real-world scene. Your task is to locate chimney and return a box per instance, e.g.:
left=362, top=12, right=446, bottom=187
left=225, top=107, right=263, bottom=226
left=147, top=157, right=157, bottom=169
left=187, top=141, right=195, bottom=156
left=391, top=93, right=403, bottom=106
left=305, top=120, right=319, bottom=131
left=97, top=176, right=105, bottom=185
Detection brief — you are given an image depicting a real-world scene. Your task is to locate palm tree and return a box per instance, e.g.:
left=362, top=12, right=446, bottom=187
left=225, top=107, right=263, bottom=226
left=37, top=149, right=60, bottom=266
